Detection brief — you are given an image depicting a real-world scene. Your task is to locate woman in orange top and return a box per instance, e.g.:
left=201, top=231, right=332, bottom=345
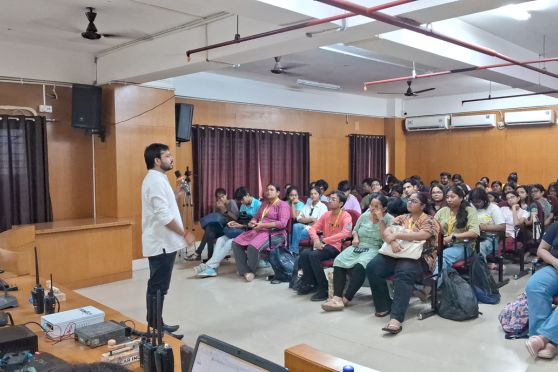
left=297, top=191, right=353, bottom=301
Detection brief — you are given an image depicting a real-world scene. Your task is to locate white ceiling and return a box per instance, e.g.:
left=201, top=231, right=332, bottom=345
left=2, top=0, right=558, bottom=101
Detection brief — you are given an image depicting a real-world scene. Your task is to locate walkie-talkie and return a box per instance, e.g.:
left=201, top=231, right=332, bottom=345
left=44, top=274, right=56, bottom=314
left=141, top=295, right=157, bottom=372
left=30, top=247, right=44, bottom=314
left=154, top=290, right=174, bottom=372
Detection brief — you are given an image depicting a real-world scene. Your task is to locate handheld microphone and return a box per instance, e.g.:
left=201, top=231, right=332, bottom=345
left=30, top=247, right=45, bottom=314
left=44, top=273, right=56, bottom=314
left=174, top=170, right=181, bottom=178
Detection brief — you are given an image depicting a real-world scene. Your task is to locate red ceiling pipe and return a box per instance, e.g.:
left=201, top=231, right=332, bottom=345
left=316, top=0, right=558, bottom=81
left=363, top=57, right=558, bottom=89
left=186, top=0, right=416, bottom=61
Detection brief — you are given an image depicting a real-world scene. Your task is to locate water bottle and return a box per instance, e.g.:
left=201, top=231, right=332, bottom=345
left=343, top=366, right=354, bottom=372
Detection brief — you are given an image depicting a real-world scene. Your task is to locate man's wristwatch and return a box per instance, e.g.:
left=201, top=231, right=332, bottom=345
left=451, top=234, right=457, bottom=242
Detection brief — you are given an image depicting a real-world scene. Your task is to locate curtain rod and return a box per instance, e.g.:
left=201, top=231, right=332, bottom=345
left=193, top=124, right=311, bottom=136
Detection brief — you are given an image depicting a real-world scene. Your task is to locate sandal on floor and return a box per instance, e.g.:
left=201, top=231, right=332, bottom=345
left=382, top=321, right=402, bottom=335
left=538, top=343, right=557, bottom=359
left=526, top=336, right=546, bottom=359
left=185, top=253, right=201, bottom=261
left=374, top=310, right=390, bottom=318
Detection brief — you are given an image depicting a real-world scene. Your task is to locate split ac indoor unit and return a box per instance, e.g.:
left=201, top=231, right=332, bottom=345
left=504, top=109, right=556, bottom=126
left=405, top=115, right=450, bottom=132
left=451, top=114, right=496, bottom=129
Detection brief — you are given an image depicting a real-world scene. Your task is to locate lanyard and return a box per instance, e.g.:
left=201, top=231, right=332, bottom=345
left=447, top=214, right=456, bottom=236
left=329, top=211, right=342, bottom=228
left=406, top=213, right=423, bottom=231
left=260, top=198, right=279, bottom=222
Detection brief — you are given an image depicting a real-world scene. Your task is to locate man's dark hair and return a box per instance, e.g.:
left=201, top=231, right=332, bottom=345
left=214, top=188, right=227, bottom=198
left=144, top=143, right=169, bottom=170
left=233, top=186, right=250, bottom=201
left=362, top=178, right=374, bottom=187
left=391, top=183, right=404, bottom=195
left=403, top=178, right=419, bottom=187
left=315, top=179, right=329, bottom=193
left=469, top=187, right=490, bottom=210
left=337, top=180, right=352, bottom=193
left=440, top=172, right=451, bottom=178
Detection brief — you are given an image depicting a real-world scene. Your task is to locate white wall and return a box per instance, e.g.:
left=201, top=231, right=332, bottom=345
left=0, top=41, right=96, bottom=84
left=171, top=72, right=392, bottom=117
left=403, top=88, right=558, bottom=117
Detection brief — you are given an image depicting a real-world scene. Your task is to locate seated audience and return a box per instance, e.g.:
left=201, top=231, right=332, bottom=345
left=548, top=182, right=558, bottom=199
left=491, top=181, right=503, bottom=196
left=289, top=186, right=328, bottom=254
left=434, top=186, right=480, bottom=271
left=187, top=188, right=239, bottom=261
left=322, top=193, right=394, bottom=311
left=366, top=192, right=439, bottom=334
left=525, top=221, right=558, bottom=360
left=503, top=182, right=517, bottom=194
left=360, top=178, right=383, bottom=211
left=338, top=180, right=361, bottom=216
left=487, top=191, right=501, bottom=204
left=297, top=191, right=352, bottom=301
left=508, top=171, right=519, bottom=184
left=452, top=173, right=471, bottom=191
left=429, top=184, right=446, bottom=214
left=480, top=176, right=491, bottom=191
left=195, top=187, right=261, bottom=277
left=499, top=191, right=529, bottom=254
left=439, top=172, right=451, bottom=188
left=315, top=179, right=330, bottom=202
left=286, top=186, right=305, bottom=219
left=469, top=188, right=505, bottom=259
left=390, top=183, right=404, bottom=198
left=516, top=185, right=531, bottom=211
left=531, top=184, right=554, bottom=227
left=402, top=178, right=419, bottom=200
left=232, top=184, right=290, bottom=282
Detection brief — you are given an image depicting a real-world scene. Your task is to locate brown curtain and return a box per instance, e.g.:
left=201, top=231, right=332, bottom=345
left=0, top=115, right=52, bottom=233
left=349, top=134, right=386, bottom=187
left=192, top=125, right=309, bottom=220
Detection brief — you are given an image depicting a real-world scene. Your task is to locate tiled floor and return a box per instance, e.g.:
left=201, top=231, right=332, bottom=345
left=77, top=257, right=557, bottom=372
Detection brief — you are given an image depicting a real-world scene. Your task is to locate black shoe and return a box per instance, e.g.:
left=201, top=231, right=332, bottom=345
left=162, top=323, right=179, bottom=333
left=297, top=284, right=316, bottom=295
left=310, top=289, right=328, bottom=302
left=165, top=331, right=183, bottom=340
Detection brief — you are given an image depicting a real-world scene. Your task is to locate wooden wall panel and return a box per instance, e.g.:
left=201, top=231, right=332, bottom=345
left=0, top=82, right=93, bottom=221
left=174, top=98, right=386, bottom=195
left=404, top=110, right=558, bottom=186
left=95, top=85, right=176, bottom=259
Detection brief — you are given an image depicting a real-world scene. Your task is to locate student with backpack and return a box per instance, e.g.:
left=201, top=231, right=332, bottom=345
left=525, top=221, right=558, bottom=360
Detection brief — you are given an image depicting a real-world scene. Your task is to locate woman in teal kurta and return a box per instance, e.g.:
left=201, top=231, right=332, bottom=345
left=322, top=193, right=393, bottom=311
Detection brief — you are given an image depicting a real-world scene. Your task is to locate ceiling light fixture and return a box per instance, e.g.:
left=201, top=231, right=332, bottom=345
left=497, top=4, right=531, bottom=21
left=296, top=79, right=341, bottom=90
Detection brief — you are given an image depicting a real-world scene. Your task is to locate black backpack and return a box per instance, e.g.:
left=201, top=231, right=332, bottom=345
left=438, top=268, right=479, bottom=321
left=268, top=248, right=296, bottom=282
left=469, top=254, right=501, bottom=304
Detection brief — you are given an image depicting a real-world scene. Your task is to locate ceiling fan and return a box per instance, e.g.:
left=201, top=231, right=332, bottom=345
left=81, top=7, right=122, bottom=40
left=378, top=80, right=436, bottom=97
left=270, top=56, right=303, bottom=76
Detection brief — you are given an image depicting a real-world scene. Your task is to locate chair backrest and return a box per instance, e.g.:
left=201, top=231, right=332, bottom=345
left=346, top=209, right=361, bottom=227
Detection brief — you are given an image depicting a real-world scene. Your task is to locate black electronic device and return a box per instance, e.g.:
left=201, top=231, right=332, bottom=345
left=0, top=325, right=38, bottom=357
left=44, top=273, right=56, bottom=315
left=30, top=247, right=45, bottom=314
left=72, top=84, right=104, bottom=140
left=0, top=288, right=17, bottom=311
left=175, top=104, right=194, bottom=143
left=75, top=321, right=127, bottom=347
left=188, top=334, right=288, bottom=372
left=0, top=279, right=17, bottom=292
left=0, top=311, right=14, bottom=327
left=140, top=296, right=157, bottom=372
left=180, top=344, right=194, bottom=372
left=154, top=290, right=173, bottom=372
left=0, top=351, right=71, bottom=372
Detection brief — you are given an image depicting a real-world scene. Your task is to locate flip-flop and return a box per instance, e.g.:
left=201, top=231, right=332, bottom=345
left=374, top=311, right=390, bottom=318
left=382, top=323, right=403, bottom=335
left=526, top=336, right=546, bottom=359
left=538, top=343, right=557, bottom=359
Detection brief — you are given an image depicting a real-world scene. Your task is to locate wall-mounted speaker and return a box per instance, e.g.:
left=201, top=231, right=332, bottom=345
left=71, top=84, right=102, bottom=131
left=175, top=103, right=194, bottom=143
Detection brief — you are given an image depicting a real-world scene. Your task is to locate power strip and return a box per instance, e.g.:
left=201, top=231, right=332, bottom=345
left=40, top=306, right=104, bottom=338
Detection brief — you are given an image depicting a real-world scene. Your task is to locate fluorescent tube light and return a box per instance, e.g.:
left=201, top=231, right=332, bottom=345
left=296, top=79, right=341, bottom=90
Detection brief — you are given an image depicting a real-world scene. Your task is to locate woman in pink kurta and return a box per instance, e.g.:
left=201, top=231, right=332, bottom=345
left=232, top=184, right=291, bottom=281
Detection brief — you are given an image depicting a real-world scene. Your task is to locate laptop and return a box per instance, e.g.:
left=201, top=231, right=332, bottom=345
left=188, top=334, right=288, bottom=372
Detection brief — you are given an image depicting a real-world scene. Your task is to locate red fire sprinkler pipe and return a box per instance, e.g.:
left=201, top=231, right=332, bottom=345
left=363, top=57, right=558, bottom=90
left=185, top=0, right=416, bottom=61
left=316, top=0, right=558, bottom=81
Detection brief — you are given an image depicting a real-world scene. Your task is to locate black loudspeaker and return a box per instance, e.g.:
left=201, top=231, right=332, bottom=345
left=175, top=103, right=194, bottom=143
left=71, top=84, right=102, bottom=130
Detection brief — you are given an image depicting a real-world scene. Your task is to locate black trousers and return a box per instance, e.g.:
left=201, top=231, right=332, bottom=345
left=299, top=245, right=339, bottom=290
left=146, top=250, right=177, bottom=327
left=366, top=254, right=424, bottom=322
left=333, top=264, right=366, bottom=301
left=195, top=223, right=224, bottom=258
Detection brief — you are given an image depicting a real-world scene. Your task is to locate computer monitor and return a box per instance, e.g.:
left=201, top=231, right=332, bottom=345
left=189, top=334, right=288, bottom=372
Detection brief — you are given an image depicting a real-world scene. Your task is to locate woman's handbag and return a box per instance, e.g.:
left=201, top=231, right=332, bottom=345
left=379, top=225, right=425, bottom=260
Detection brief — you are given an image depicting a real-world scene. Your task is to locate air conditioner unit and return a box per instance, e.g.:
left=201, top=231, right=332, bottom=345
left=405, top=115, right=450, bottom=132
left=504, top=110, right=555, bottom=126
left=451, top=114, right=496, bottom=129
